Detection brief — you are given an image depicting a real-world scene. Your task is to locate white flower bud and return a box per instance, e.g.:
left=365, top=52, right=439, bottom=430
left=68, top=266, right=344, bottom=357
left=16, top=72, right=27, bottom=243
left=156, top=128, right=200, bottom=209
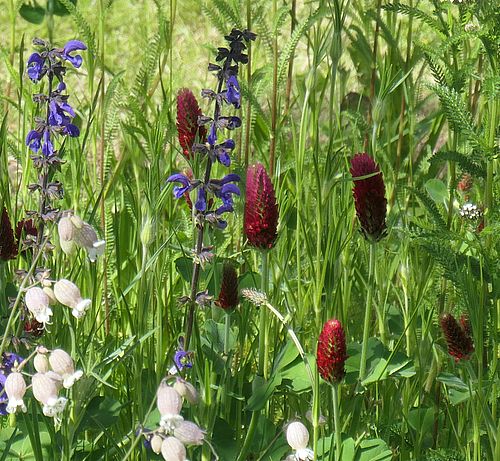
left=173, top=378, right=199, bottom=405
left=58, top=217, right=77, bottom=255
left=34, top=353, right=50, bottom=373
left=151, top=434, right=163, bottom=454
left=305, top=409, right=326, bottom=426
left=157, top=382, right=182, bottom=416
left=43, top=286, right=57, bottom=304
left=73, top=223, right=105, bottom=262
left=53, top=279, right=91, bottom=319
left=49, top=349, right=83, bottom=388
left=25, top=287, right=53, bottom=325
left=161, top=437, right=186, bottom=461
left=5, top=372, right=27, bottom=413
left=173, top=421, right=205, bottom=446
left=286, top=421, right=310, bottom=450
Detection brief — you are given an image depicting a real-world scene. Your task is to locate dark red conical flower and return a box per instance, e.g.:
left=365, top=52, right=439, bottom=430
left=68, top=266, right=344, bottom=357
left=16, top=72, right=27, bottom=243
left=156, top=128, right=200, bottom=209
left=350, top=153, right=387, bottom=242
left=440, top=313, right=474, bottom=362
left=176, top=88, right=206, bottom=159
left=0, top=207, right=18, bottom=261
left=216, top=263, right=239, bottom=311
left=317, top=319, right=347, bottom=383
left=244, top=163, right=279, bottom=249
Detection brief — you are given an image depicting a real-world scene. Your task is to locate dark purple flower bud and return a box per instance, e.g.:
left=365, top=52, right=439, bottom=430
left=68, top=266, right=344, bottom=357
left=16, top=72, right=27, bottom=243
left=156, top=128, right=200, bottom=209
left=62, top=40, right=87, bottom=68
left=217, top=116, right=241, bottom=130
left=27, top=52, right=45, bottom=82
left=0, top=208, right=18, bottom=260
left=225, top=75, right=240, bottom=108
left=57, top=81, right=66, bottom=92
left=244, top=163, right=279, bottom=249
left=208, top=123, right=217, bottom=146
left=216, top=263, right=239, bottom=311
left=350, top=153, right=387, bottom=242
left=440, top=313, right=474, bottom=362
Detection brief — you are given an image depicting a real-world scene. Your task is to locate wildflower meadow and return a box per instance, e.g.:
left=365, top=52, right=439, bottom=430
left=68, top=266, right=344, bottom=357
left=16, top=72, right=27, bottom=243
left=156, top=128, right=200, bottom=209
left=0, top=1, right=498, bottom=460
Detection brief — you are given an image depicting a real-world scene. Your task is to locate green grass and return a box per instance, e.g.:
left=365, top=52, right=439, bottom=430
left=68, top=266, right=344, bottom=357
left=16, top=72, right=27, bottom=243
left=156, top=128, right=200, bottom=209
left=0, top=0, right=498, bottom=460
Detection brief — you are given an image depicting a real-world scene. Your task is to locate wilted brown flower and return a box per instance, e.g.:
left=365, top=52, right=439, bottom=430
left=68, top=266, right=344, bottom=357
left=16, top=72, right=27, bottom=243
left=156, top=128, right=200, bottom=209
left=216, top=263, right=239, bottom=311
left=350, top=153, right=387, bottom=241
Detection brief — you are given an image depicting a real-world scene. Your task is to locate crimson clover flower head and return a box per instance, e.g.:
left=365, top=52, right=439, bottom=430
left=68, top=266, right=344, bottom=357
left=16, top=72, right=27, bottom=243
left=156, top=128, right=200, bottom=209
left=0, top=207, right=18, bottom=261
left=316, top=319, right=347, bottom=383
left=176, top=88, right=206, bottom=159
left=440, top=313, right=474, bottom=362
left=216, top=263, right=239, bottom=311
left=244, top=163, right=279, bottom=249
left=350, top=153, right=387, bottom=242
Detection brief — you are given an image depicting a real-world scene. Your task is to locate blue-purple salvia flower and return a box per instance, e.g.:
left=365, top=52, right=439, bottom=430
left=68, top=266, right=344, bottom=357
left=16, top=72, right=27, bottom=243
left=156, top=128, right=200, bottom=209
left=61, top=40, right=87, bottom=68
left=225, top=75, right=241, bottom=108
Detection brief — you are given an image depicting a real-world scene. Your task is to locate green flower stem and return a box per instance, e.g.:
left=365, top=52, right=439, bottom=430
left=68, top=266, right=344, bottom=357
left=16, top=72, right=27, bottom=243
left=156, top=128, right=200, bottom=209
left=331, top=384, right=342, bottom=461
left=258, top=250, right=269, bottom=378
left=224, top=311, right=231, bottom=356
left=359, top=242, right=376, bottom=382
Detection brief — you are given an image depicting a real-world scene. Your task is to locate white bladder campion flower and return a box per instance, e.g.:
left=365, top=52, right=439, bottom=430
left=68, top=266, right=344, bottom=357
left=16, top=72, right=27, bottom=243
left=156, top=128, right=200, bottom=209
left=5, top=372, right=27, bottom=414
left=161, top=436, right=187, bottom=461
left=173, top=378, right=199, bottom=405
left=25, top=286, right=53, bottom=325
left=49, top=349, right=83, bottom=388
left=53, top=279, right=91, bottom=319
left=285, top=421, right=314, bottom=461
left=31, top=373, right=68, bottom=422
left=151, top=434, right=163, bottom=455
left=58, top=214, right=105, bottom=262
left=34, top=352, right=50, bottom=373
left=173, top=420, right=205, bottom=446
left=157, top=382, right=184, bottom=432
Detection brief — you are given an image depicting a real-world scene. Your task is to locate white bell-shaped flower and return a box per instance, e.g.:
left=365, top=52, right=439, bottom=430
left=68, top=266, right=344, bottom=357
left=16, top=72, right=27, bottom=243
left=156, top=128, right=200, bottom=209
left=58, top=216, right=77, bottom=255
left=161, top=436, right=186, bottom=461
left=157, top=382, right=183, bottom=432
left=71, top=217, right=105, bottom=262
left=173, top=421, right=205, bottom=446
left=53, top=279, right=91, bottom=319
left=5, top=372, right=27, bottom=413
left=31, top=373, right=67, bottom=422
left=34, top=352, right=50, bottom=373
left=286, top=421, right=314, bottom=460
left=173, top=378, right=199, bottom=405
left=25, top=287, right=53, bottom=325
left=49, top=349, right=83, bottom=388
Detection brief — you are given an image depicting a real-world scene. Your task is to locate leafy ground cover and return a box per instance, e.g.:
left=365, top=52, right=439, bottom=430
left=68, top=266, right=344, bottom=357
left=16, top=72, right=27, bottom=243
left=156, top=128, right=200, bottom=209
left=0, top=1, right=498, bottom=460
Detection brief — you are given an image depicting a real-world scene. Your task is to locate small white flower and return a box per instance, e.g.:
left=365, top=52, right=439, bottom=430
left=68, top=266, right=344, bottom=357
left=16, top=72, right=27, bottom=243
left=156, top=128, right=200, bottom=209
left=53, top=279, right=91, bottom=319
left=161, top=436, right=187, bottom=461
left=31, top=373, right=67, bottom=423
left=5, top=372, right=27, bottom=414
left=173, top=420, right=205, bottom=446
left=459, top=202, right=482, bottom=221
left=151, top=434, right=163, bottom=454
left=49, top=349, right=83, bottom=388
left=25, top=287, right=53, bottom=325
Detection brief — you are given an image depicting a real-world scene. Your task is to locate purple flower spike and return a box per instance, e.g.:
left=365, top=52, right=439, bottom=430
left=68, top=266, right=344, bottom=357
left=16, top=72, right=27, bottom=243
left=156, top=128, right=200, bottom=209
left=41, top=130, right=54, bottom=157
left=26, top=129, right=43, bottom=152
left=167, top=173, right=192, bottom=198
left=195, top=187, right=207, bottom=212
left=208, top=123, right=217, bottom=146
left=225, top=75, right=241, bottom=108
left=27, top=52, right=45, bottom=82
left=62, top=40, right=87, bottom=68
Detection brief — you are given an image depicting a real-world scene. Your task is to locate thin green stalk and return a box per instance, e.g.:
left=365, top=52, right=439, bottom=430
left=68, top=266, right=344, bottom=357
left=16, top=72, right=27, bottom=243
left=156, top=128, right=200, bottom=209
left=258, top=250, right=269, bottom=378
left=331, top=384, right=342, bottom=461
left=359, top=242, right=376, bottom=382
left=224, top=312, right=231, bottom=356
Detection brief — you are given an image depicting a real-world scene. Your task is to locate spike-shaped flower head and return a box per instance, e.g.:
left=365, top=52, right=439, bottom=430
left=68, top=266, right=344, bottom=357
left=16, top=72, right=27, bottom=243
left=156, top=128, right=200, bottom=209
left=317, top=319, right=347, bottom=383
left=0, top=207, right=18, bottom=261
left=440, top=313, right=474, bottom=362
left=244, top=163, right=279, bottom=249
left=176, top=88, right=206, bottom=159
left=216, top=262, right=239, bottom=310
left=350, top=153, right=387, bottom=241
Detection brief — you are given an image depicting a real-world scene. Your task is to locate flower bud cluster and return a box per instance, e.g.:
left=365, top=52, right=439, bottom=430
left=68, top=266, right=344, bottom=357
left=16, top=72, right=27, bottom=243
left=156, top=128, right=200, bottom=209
left=141, top=378, right=204, bottom=461
left=2, top=346, right=82, bottom=425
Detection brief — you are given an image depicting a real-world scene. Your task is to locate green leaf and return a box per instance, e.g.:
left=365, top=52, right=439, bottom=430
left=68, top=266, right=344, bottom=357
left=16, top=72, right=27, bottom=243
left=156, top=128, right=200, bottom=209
left=52, top=0, right=77, bottom=16
left=436, top=372, right=468, bottom=390
left=19, top=3, right=45, bottom=24
left=355, top=439, right=393, bottom=461
left=246, top=374, right=282, bottom=411
left=425, top=179, right=448, bottom=204
left=78, top=396, right=122, bottom=432
left=175, top=256, right=192, bottom=282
